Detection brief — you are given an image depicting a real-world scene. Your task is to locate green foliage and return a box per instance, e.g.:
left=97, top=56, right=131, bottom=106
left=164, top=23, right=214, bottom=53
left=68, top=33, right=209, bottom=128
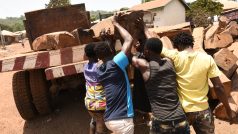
left=90, top=10, right=113, bottom=22
left=0, top=16, right=25, bottom=32
left=45, top=0, right=71, bottom=8
left=120, top=7, right=129, bottom=11
left=0, top=23, right=13, bottom=31
left=142, top=0, right=154, bottom=3
left=187, top=0, right=223, bottom=27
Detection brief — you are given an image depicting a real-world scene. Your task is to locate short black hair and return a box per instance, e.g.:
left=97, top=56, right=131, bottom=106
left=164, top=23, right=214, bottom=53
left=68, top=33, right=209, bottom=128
left=145, top=38, right=163, bottom=54
left=173, top=32, right=194, bottom=49
left=94, top=41, right=112, bottom=59
left=85, top=43, right=96, bottom=58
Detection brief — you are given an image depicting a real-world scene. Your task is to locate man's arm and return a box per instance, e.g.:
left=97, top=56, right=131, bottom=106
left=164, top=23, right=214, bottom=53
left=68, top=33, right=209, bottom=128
left=132, top=56, right=150, bottom=82
left=210, top=77, right=233, bottom=124
left=113, top=20, right=133, bottom=56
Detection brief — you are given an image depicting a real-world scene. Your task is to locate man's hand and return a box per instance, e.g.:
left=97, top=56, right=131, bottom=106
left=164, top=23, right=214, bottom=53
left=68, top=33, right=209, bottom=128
left=210, top=77, right=234, bottom=124
left=226, top=109, right=235, bottom=125
left=112, top=12, right=123, bottom=25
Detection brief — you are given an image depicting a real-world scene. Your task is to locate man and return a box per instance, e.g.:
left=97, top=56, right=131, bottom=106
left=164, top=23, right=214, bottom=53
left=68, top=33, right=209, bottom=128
left=160, top=32, right=233, bottom=134
left=83, top=43, right=107, bottom=134
left=132, top=38, right=190, bottom=134
left=94, top=16, right=134, bottom=133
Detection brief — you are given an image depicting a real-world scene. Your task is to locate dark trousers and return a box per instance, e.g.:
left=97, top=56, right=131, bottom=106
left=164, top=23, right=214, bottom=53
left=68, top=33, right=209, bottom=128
left=150, top=118, right=190, bottom=134
left=186, top=108, right=214, bottom=134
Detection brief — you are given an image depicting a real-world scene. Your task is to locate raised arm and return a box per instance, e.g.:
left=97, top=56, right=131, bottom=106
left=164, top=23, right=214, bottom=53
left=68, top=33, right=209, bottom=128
left=112, top=17, right=133, bottom=56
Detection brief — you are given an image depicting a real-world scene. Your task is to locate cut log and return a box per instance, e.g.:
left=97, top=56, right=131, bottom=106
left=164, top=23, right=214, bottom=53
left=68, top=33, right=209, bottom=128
left=115, top=11, right=146, bottom=45
left=205, top=24, right=219, bottom=40
left=90, top=17, right=114, bottom=38
left=149, top=22, right=191, bottom=39
left=32, top=31, right=78, bottom=51
left=214, top=91, right=238, bottom=120
left=192, top=27, right=205, bottom=52
left=222, top=21, right=238, bottom=37
left=160, top=36, right=173, bottom=50
left=209, top=72, right=231, bottom=99
left=71, top=28, right=94, bottom=45
left=228, top=42, right=238, bottom=52
left=205, top=33, right=233, bottom=49
left=213, top=48, right=238, bottom=78
left=228, top=21, right=238, bottom=28
left=219, top=16, right=230, bottom=29
left=231, top=68, right=238, bottom=91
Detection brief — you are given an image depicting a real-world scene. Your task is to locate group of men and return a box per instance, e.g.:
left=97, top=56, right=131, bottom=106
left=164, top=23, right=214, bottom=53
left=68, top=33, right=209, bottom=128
left=83, top=14, right=234, bottom=134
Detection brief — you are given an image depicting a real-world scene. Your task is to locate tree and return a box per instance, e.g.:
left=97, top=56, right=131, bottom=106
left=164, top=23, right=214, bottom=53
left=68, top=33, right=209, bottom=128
left=186, top=0, right=223, bottom=27
left=45, top=0, right=71, bottom=9
left=0, top=23, right=13, bottom=31
left=141, top=0, right=154, bottom=3
left=120, top=7, right=129, bottom=11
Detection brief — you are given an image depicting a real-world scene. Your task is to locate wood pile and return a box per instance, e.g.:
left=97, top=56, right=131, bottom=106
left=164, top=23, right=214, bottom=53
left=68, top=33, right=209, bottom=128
left=195, top=18, right=238, bottom=121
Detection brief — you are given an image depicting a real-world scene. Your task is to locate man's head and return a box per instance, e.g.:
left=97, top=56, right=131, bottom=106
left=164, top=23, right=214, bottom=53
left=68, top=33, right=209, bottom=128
left=173, top=32, right=194, bottom=51
left=84, top=43, right=97, bottom=61
left=144, top=38, right=163, bottom=59
left=94, top=41, right=113, bottom=60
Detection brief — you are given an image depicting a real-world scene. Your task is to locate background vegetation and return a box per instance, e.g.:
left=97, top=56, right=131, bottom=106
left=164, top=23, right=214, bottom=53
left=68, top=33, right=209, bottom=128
left=0, top=0, right=225, bottom=31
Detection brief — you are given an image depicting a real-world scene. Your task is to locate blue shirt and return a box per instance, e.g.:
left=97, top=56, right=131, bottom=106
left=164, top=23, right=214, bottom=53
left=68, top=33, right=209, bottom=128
left=96, top=51, right=134, bottom=121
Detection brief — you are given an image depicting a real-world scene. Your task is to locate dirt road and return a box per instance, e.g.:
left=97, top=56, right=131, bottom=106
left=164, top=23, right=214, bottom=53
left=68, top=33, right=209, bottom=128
left=0, top=42, right=237, bottom=134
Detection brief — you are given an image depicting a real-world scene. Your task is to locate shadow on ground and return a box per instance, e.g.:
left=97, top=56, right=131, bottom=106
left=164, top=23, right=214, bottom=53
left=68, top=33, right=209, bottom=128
left=23, top=89, right=90, bottom=134
left=22, top=88, right=150, bottom=134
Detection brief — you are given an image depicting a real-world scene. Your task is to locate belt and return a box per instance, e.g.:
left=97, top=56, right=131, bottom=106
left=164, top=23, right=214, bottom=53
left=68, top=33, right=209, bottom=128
left=152, top=117, right=188, bottom=129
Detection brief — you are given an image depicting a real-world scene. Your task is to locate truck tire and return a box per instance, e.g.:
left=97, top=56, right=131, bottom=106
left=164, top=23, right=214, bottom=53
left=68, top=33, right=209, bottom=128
left=29, top=69, right=52, bottom=115
left=12, top=71, right=36, bottom=120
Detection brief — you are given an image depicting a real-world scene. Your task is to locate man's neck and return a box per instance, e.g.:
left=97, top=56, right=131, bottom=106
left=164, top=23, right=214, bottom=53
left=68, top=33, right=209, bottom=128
left=180, top=47, right=194, bottom=52
left=183, top=46, right=194, bottom=52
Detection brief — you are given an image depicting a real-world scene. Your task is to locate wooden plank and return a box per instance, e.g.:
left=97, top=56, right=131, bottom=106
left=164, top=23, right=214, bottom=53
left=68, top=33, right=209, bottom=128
left=24, top=4, right=89, bottom=47
left=150, top=28, right=191, bottom=40
left=148, top=22, right=191, bottom=34
left=0, top=45, right=86, bottom=73
left=192, top=27, right=205, bottom=52
left=45, top=61, right=87, bottom=80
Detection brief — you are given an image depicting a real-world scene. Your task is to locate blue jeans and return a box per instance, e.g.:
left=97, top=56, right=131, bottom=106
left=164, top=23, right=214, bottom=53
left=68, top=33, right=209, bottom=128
left=150, top=118, right=190, bottom=134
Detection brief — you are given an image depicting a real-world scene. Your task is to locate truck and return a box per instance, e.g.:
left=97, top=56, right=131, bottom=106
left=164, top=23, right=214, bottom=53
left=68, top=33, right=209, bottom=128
left=0, top=4, right=92, bottom=120
left=0, top=4, right=148, bottom=122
